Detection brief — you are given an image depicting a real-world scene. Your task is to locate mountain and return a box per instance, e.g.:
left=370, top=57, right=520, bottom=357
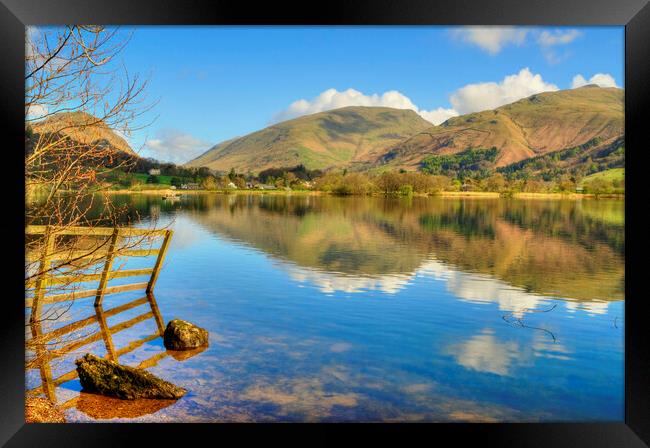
left=378, top=85, right=623, bottom=170
left=30, top=111, right=136, bottom=157
left=187, top=86, right=623, bottom=175
left=186, top=106, right=432, bottom=173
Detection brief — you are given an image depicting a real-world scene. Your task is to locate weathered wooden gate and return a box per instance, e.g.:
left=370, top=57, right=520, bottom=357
left=25, top=225, right=174, bottom=408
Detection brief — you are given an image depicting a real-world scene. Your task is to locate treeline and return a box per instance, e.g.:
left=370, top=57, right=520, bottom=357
left=497, top=137, right=624, bottom=182
left=96, top=152, right=623, bottom=196
left=257, top=164, right=323, bottom=184
left=130, top=157, right=213, bottom=179
left=315, top=171, right=452, bottom=195
left=312, top=170, right=623, bottom=196
left=420, top=147, right=499, bottom=179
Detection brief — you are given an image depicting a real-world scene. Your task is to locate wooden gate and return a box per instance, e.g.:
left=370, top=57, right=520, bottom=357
left=25, top=225, right=174, bottom=409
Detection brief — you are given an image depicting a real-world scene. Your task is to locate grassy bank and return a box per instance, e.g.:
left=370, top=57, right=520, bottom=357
left=104, top=188, right=322, bottom=195
left=512, top=192, right=624, bottom=199
left=101, top=188, right=623, bottom=200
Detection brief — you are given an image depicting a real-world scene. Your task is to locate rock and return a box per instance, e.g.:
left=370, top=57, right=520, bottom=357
left=25, top=396, right=66, bottom=423
left=75, top=353, right=186, bottom=400
left=167, top=345, right=208, bottom=361
left=76, top=392, right=177, bottom=419
left=163, top=319, right=209, bottom=350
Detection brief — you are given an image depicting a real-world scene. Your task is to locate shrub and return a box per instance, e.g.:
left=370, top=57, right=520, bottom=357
left=583, top=178, right=614, bottom=196
left=200, top=176, right=218, bottom=190
left=398, top=185, right=413, bottom=196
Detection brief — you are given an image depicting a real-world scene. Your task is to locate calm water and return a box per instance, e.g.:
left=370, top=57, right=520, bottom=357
left=27, top=194, right=625, bottom=422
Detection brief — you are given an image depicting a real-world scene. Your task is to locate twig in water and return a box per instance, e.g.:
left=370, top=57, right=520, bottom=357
left=502, top=304, right=557, bottom=342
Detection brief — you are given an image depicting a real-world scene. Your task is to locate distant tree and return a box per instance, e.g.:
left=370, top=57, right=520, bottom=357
left=557, top=178, right=576, bottom=193
left=523, top=179, right=546, bottom=193
left=485, top=173, right=506, bottom=192
left=201, top=175, right=217, bottom=190
left=283, top=171, right=297, bottom=187
left=228, top=168, right=236, bottom=181
left=146, top=175, right=159, bottom=184
left=584, top=178, right=613, bottom=197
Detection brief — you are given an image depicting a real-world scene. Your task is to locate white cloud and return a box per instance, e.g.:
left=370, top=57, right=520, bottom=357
left=537, top=30, right=582, bottom=65
left=273, top=67, right=613, bottom=129
left=452, top=27, right=583, bottom=66
left=273, top=88, right=459, bottom=125
left=25, top=103, right=48, bottom=120
left=144, top=129, right=211, bottom=164
left=571, top=73, right=619, bottom=88
left=418, top=107, right=460, bottom=126
left=450, top=26, right=529, bottom=55
left=538, top=29, right=582, bottom=46
left=449, top=68, right=559, bottom=114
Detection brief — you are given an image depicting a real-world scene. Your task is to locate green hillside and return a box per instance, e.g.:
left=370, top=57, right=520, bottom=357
left=186, top=106, right=433, bottom=173
left=583, top=167, right=625, bottom=184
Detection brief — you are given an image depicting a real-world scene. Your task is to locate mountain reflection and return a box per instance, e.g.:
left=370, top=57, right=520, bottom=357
left=173, top=194, right=623, bottom=303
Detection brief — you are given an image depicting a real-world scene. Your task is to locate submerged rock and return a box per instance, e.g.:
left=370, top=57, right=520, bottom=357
left=25, top=396, right=66, bottom=423
left=163, top=319, right=209, bottom=350
left=76, top=392, right=177, bottom=419
left=167, top=345, right=208, bottom=361
left=75, top=353, right=186, bottom=400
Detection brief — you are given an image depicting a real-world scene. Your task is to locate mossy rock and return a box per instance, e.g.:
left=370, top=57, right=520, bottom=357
left=75, top=353, right=186, bottom=400
left=163, top=319, right=209, bottom=351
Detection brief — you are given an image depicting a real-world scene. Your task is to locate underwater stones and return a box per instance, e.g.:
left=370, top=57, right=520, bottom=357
left=75, top=353, right=186, bottom=400
left=163, top=319, right=209, bottom=350
left=25, top=396, right=66, bottom=423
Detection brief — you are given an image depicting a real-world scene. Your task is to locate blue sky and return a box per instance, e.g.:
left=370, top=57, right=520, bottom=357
left=37, top=26, right=625, bottom=163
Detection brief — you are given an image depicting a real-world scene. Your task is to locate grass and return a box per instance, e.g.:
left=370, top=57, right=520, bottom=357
left=132, top=173, right=174, bottom=185
left=582, top=168, right=624, bottom=184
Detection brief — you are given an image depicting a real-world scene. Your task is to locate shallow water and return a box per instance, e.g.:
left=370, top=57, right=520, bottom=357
left=27, top=194, right=624, bottom=422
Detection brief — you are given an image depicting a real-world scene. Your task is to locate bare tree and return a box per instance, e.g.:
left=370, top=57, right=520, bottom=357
left=24, top=25, right=164, bottom=395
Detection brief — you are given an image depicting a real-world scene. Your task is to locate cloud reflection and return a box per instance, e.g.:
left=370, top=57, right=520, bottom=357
left=446, top=329, right=521, bottom=376
left=281, top=257, right=606, bottom=321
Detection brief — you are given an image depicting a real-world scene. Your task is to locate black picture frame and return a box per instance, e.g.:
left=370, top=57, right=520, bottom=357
left=2, top=0, right=648, bottom=445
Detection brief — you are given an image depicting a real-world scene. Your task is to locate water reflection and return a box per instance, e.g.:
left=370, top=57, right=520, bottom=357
left=63, top=193, right=624, bottom=422
left=163, top=194, right=623, bottom=304
left=446, top=329, right=521, bottom=376
left=25, top=292, right=199, bottom=420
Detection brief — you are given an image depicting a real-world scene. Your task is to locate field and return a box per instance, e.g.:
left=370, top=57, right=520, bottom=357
left=583, top=168, right=625, bottom=184
left=132, top=173, right=174, bottom=185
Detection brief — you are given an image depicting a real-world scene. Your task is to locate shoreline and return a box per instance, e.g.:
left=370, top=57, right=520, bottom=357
left=99, top=188, right=624, bottom=200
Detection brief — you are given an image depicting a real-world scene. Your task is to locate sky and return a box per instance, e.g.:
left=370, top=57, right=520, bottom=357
left=31, top=26, right=625, bottom=164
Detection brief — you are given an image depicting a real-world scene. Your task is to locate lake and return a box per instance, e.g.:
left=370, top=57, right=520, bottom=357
left=27, top=193, right=625, bottom=422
